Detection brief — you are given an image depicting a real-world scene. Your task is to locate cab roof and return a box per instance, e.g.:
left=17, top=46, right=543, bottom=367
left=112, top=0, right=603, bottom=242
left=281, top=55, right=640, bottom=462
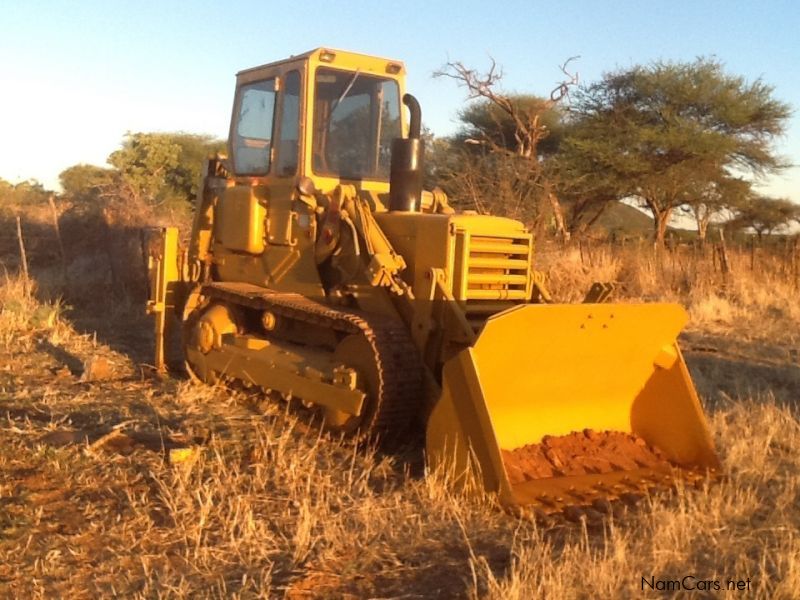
left=235, top=47, right=405, bottom=77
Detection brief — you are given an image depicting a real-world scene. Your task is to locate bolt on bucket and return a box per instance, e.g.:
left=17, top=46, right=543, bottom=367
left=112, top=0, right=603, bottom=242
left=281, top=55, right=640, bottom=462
left=426, top=303, right=720, bottom=513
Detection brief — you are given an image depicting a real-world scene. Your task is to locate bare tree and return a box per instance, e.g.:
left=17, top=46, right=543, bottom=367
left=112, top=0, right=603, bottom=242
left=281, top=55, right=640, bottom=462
left=433, top=57, right=578, bottom=238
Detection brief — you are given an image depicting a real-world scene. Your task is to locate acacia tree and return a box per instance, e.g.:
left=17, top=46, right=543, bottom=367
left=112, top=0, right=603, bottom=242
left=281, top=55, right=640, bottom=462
left=432, top=59, right=577, bottom=236
left=679, top=174, right=750, bottom=245
left=730, top=195, right=800, bottom=240
left=545, top=118, right=624, bottom=237
left=563, top=58, right=790, bottom=247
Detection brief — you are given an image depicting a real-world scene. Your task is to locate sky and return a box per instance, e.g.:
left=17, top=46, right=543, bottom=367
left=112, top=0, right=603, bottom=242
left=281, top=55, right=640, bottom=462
left=1, top=0, right=799, bottom=201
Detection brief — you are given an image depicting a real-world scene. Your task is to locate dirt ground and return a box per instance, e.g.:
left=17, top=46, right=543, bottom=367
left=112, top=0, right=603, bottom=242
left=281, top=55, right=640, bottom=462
left=0, top=297, right=490, bottom=598
left=2, top=251, right=800, bottom=597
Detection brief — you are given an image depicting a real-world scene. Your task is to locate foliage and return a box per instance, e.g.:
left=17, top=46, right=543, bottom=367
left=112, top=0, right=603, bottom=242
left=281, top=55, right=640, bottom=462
left=58, top=164, right=115, bottom=207
left=106, top=133, right=180, bottom=207
left=728, top=195, right=800, bottom=239
left=166, top=132, right=227, bottom=202
left=41, top=132, right=226, bottom=233
left=0, top=177, right=53, bottom=208
left=560, top=57, right=791, bottom=246
left=106, top=131, right=225, bottom=212
left=545, top=119, right=623, bottom=236
left=678, top=175, right=750, bottom=242
left=430, top=146, right=547, bottom=223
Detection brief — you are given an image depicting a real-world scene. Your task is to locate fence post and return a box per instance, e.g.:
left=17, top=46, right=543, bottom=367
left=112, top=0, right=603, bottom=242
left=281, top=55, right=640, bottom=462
left=15, top=215, right=30, bottom=297
left=48, top=194, right=68, bottom=284
left=717, top=229, right=731, bottom=282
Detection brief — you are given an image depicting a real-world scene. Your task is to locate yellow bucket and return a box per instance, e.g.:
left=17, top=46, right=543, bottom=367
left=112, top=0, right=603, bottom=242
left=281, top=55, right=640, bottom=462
left=426, top=303, right=720, bottom=512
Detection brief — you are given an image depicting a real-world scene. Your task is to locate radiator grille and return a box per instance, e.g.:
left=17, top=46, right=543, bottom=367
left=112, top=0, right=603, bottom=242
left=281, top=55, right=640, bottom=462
left=452, top=230, right=533, bottom=330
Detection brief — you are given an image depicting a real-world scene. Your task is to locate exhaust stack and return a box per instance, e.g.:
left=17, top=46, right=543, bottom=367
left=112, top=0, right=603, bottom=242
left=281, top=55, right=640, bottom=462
left=389, top=94, right=425, bottom=212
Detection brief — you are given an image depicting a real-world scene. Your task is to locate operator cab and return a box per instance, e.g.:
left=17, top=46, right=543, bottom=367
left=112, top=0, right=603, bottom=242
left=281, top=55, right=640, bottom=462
left=229, top=48, right=407, bottom=194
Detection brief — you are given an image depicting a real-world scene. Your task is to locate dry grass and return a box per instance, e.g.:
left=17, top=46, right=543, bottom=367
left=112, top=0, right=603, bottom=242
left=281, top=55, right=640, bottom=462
left=0, top=275, right=66, bottom=350
left=474, top=398, right=800, bottom=598
left=1, top=243, right=799, bottom=598
left=541, top=241, right=800, bottom=343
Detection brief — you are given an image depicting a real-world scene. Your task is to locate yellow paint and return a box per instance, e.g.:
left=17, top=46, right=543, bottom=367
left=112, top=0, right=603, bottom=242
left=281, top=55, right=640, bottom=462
left=169, top=447, right=197, bottom=465
left=427, top=302, right=721, bottom=506
left=215, top=186, right=267, bottom=254
left=145, top=227, right=180, bottom=372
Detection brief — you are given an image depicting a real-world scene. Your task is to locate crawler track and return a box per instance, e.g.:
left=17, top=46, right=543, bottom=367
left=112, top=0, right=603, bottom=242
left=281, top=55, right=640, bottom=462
left=199, top=282, right=423, bottom=439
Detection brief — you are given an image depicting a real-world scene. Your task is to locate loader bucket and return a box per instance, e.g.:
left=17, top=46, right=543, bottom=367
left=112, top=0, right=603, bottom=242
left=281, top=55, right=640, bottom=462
left=426, top=303, right=720, bottom=513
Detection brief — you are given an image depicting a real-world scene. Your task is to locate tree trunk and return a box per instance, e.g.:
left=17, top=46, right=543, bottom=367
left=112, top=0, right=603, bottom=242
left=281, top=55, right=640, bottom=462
left=547, top=191, right=569, bottom=242
left=692, top=204, right=710, bottom=248
left=697, top=219, right=710, bottom=248
left=652, top=209, right=671, bottom=249
left=717, top=228, right=730, bottom=276
left=569, top=201, right=609, bottom=238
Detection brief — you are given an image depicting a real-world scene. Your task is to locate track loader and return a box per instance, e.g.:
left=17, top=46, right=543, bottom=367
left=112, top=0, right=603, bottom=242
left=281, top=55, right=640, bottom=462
left=146, top=48, right=720, bottom=515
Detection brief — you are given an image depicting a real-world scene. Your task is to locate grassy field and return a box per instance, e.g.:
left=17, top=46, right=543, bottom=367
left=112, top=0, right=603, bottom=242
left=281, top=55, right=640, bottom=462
left=1, top=234, right=799, bottom=598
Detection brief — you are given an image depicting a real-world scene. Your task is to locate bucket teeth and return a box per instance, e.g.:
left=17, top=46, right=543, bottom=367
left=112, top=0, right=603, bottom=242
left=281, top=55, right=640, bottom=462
left=531, top=507, right=553, bottom=524
left=562, top=505, right=605, bottom=525
left=619, top=492, right=642, bottom=506
left=501, top=434, right=717, bottom=520
left=591, top=498, right=613, bottom=513
left=566, top=490, right=590, bottom=504
left=685, top=469, right=712, bottom=488
left=649, top=474, right=670, bottom=486
left=610, top=484, right=627, bottom=497
left=525, top=471, right=699, bottom=522
left=536, top=495, right=558, bottom=509
left=563, top=506, right=586, bottom=522
left=692, top=476, right=708, bottom=490
left=582, top=508, right=605, bottom=524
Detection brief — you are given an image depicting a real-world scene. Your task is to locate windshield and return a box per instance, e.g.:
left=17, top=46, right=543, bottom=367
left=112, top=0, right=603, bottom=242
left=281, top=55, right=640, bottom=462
left=312, top=67, right=401, bottom=180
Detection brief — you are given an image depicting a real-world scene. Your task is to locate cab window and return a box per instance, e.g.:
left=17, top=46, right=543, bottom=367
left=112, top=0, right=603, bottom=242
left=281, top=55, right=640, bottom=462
left=312, top=68, right=401, bottom=181
left=233, top=79, right=276, bottom=175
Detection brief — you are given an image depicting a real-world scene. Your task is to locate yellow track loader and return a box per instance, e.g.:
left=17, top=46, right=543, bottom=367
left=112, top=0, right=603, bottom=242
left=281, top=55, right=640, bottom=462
left=146, top=48, right=720, bottom=515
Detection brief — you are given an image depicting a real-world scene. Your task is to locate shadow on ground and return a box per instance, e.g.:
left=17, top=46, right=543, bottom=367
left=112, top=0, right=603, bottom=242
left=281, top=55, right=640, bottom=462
left=682, top=331, right=800, bottom=411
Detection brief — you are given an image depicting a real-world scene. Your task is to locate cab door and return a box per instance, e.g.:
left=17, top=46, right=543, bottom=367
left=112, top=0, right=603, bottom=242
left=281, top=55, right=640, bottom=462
left=215, top=66, right=324, bottom=298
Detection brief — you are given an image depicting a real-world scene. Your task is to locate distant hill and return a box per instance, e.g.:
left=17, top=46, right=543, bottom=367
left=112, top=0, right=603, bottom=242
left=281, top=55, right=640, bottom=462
left=592, top=202, right=655, bottom=237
